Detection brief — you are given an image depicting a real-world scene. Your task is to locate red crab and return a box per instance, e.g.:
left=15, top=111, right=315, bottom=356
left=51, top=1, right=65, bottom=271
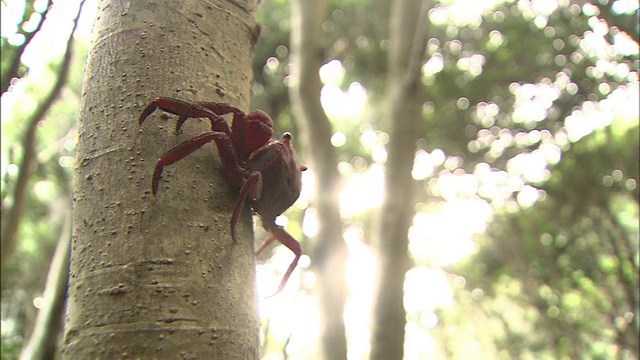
left=139, top=97, right=306, bottom=293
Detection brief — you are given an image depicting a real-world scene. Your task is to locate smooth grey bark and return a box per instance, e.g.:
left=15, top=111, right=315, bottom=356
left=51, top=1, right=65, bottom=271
left=64, top=1, right=260, bottom=358
left=370, top=1, right=430, bottom=359
left=289, top=0, right=348, bottom=359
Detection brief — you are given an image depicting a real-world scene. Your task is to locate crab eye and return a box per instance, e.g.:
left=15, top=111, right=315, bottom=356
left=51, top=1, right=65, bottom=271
left=282, top=132, right=292, bottom=140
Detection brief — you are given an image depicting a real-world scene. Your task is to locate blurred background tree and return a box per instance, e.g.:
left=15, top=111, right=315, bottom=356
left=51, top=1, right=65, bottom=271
left=1, top=0, right=637, bottom=359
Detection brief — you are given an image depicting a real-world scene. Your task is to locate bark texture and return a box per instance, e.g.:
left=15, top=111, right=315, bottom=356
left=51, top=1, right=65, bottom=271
left=64, top=1, right=260, bottom=358
left=370, top=1, right=430, bottom=359
left=289, top=1, right=348, bottom=359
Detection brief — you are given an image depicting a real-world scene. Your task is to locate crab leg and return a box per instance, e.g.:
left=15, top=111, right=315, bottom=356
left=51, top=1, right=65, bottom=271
left=230, top=172, right=261, bottom=243
left=263, top=224, right=302, bottom=294
left=140, top=97, right=248, bottom=184
left=152, top=132, right=227, bottom=195
left=138, top=97, right=238, bottom=137
left=256, top=234, right=277, bottom=257
left=139, top=97, right=222, bottom=126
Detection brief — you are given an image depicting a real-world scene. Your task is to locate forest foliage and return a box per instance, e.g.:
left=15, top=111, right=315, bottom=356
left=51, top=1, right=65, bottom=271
left=1, top=0, right=638, bottom=359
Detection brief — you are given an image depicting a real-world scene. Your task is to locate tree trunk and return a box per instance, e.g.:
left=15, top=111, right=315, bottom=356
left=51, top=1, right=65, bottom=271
left=289, top=1, right=348, bottom=359
left=370, top=0, right=429, bottom=359
left=64, top=1, right=260, bottom=358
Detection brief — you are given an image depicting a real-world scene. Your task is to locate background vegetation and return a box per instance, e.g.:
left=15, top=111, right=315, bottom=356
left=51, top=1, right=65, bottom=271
left=1, top=0, right=637, bottom=358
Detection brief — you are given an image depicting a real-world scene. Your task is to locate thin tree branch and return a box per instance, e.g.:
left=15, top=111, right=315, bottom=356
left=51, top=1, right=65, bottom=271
left=19, top=210, right=71, bottom=360
left=1, top=0, right=52, bottom=93
left=1, top=0, right=85, bottom=273
left=403, top=0, right=431, bottom=90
